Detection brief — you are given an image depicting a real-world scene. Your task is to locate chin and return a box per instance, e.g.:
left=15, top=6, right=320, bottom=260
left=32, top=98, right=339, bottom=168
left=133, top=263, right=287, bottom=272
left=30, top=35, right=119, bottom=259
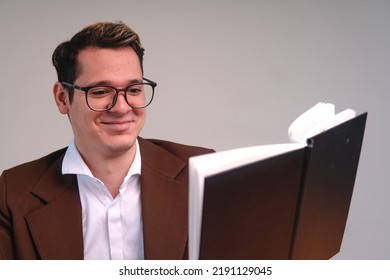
left=104, top=138, right=136, bottom=156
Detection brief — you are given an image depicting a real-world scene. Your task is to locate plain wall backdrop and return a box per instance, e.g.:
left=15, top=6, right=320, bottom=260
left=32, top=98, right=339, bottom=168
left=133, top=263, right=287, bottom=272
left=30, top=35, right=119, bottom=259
left=0, top=0, right=389, bottom=259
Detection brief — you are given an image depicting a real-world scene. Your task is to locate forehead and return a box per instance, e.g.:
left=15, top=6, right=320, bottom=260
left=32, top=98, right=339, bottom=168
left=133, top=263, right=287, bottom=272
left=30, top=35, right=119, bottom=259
left=75, top=47, right=142, bottom=84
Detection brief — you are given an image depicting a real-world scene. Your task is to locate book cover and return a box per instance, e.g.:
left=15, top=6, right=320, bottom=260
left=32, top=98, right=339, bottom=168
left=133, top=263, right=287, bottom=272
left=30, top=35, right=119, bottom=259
left=189, top=103, right=367, bottom=260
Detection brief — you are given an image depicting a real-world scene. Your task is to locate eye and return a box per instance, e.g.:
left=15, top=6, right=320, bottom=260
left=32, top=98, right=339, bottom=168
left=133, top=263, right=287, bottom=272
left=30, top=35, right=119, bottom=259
left=88, top=87, right=113, bottom=97
left=127, top=85, right=143, bottom=96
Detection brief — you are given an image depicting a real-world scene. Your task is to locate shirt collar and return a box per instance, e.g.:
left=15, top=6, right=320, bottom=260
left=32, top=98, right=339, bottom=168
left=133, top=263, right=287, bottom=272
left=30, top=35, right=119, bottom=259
left=62, top=139, right=142, bottom=179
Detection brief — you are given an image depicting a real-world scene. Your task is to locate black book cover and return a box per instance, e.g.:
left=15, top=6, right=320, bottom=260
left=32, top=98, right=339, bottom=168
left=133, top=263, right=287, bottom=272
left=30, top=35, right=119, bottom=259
left=198, top=113, right=367, bottom=260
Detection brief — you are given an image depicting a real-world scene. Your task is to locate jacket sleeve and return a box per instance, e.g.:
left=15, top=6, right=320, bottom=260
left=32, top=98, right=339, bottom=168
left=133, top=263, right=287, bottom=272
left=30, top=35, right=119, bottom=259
left=0, top=171, right=14, bottom=259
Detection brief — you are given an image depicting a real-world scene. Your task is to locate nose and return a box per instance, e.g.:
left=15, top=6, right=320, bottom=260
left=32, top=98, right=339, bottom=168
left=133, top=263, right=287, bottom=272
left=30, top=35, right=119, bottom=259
left=110, top=90, right=131, bottom=113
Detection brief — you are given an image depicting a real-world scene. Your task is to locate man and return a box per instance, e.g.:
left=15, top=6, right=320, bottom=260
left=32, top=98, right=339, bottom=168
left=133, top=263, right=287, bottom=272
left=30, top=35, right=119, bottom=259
left=0, top=21, right=213, bottom=260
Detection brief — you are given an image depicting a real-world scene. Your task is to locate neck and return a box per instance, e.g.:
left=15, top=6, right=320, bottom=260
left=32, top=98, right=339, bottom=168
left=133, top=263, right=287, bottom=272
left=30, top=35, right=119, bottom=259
left=78, top=144, right=137, bottom=198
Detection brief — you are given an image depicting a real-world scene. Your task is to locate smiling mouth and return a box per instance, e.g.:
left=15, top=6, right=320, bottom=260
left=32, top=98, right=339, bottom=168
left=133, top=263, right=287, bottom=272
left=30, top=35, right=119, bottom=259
left=101, top=120, right=133, bottom=132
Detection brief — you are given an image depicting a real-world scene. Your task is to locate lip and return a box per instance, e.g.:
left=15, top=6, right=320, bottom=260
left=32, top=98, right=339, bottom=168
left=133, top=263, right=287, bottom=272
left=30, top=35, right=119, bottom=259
left=100, top=119, right=133, bottom=132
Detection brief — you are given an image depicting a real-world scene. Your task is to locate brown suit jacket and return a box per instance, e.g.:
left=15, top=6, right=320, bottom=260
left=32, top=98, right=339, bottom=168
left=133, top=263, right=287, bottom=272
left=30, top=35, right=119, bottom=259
left=0, top=137, right=214, bottom=260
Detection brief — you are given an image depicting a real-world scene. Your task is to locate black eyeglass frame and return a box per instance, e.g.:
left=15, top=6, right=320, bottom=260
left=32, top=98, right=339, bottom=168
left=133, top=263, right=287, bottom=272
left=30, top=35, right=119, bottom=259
left=61, top=78, right=157, bottom=112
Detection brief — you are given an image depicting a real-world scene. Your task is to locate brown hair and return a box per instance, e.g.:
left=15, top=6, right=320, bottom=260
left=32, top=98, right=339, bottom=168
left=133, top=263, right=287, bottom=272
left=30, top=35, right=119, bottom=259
left=52, top=21, right=144, bottom=101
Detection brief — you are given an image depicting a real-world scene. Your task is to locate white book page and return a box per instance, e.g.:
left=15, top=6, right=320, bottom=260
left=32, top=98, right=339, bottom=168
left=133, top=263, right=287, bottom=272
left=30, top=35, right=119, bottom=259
left=288, top=102, right=356, bottom=143
left=188, top=142, right=305, bottom=260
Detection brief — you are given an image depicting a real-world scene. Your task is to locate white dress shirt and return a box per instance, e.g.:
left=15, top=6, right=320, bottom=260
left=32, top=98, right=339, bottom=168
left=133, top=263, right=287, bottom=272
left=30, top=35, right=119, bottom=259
left=62, top=140, right=144, bottom=260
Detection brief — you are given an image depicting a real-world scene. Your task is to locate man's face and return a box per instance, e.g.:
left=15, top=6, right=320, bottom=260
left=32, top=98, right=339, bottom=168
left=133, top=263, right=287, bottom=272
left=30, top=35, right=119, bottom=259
left=61, top=46, right=146, bottom=159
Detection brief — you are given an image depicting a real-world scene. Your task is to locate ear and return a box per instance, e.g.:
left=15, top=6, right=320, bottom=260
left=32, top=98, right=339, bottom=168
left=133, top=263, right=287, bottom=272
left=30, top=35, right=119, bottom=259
left=53, top=82, right=70, bottom=114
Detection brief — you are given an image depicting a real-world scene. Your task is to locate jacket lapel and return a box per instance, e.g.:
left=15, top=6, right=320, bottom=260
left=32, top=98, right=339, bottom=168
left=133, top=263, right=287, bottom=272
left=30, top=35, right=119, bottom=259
left=26, top=154, right=84, bottom=260
left=138, top=138, right=189, bottom=260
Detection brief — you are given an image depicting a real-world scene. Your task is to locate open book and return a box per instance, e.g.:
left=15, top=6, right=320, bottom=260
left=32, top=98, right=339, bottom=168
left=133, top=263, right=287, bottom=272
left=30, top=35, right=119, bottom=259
left=189, top=102, right=367, bottom=260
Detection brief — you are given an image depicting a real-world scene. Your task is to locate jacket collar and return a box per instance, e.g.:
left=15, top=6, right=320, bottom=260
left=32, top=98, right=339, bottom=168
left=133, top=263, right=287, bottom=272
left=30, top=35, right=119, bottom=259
left=27, top=153, right=84, bottom=259
left=138, top=137, right=189, bottom=260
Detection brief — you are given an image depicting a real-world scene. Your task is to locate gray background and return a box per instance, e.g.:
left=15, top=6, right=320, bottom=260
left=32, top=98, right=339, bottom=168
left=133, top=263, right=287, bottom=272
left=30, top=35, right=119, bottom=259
left=0, top=0, right=388, bottom=259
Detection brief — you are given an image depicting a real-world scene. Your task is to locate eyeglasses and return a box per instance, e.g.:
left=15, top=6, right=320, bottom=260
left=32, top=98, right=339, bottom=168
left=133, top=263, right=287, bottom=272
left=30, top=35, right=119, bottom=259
left=61, top=78, right=156, bottom=112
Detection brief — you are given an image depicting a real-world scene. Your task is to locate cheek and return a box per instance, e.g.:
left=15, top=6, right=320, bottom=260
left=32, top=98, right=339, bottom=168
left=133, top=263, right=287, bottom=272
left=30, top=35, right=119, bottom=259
left=68, top=104, right=98, bottom=134
left=135, top=109, right=147, bottom=126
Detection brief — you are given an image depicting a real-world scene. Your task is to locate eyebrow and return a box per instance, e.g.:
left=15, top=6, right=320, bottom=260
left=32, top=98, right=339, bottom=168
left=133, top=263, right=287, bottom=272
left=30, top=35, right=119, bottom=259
left=86, top=78, right=143, bottom=87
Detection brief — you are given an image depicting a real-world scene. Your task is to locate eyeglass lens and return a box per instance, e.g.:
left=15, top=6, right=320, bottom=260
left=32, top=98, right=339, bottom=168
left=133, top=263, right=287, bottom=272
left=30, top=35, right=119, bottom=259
left=86, top=83, right=153, bottom=111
